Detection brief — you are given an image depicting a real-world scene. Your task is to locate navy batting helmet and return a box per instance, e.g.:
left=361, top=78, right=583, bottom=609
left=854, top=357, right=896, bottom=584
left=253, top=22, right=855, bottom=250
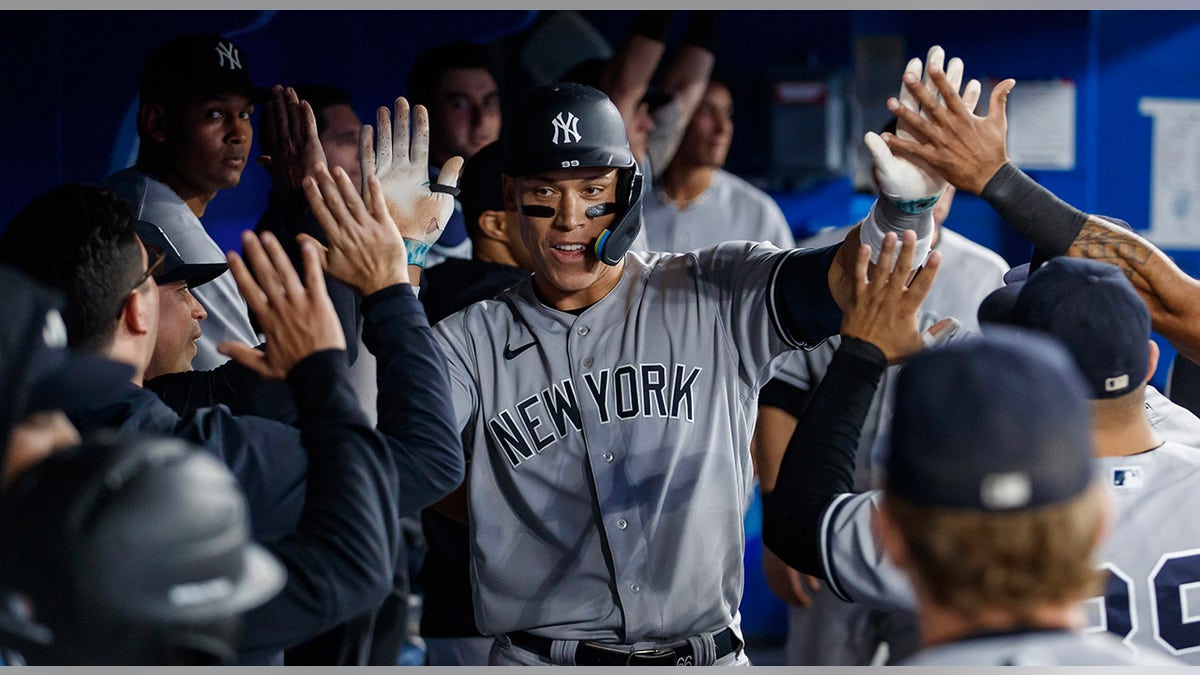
left=0, top=433, right=284, bottom=664
left=501, top=82, right=643, bottom=266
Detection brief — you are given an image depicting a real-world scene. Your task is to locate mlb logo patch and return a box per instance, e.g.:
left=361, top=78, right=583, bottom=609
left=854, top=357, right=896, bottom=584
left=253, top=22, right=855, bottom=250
left=1110, top=466, right=1143, bottom=488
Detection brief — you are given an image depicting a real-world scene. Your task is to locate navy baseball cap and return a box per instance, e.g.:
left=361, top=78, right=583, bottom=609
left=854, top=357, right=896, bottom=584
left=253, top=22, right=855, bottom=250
left=885, top=328, right=1094, bottom=511
left=0, top=268, right=135, bottom=476
left=1014, top=257, right=1151, bottom=399
left=140, top=33, right=267, bottom=104
left=133, top=220, right=227, bottom=289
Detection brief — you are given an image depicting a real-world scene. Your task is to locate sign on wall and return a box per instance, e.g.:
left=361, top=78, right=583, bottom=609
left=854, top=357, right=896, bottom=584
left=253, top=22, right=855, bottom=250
left=1140, top=97, right=1200, bottom=249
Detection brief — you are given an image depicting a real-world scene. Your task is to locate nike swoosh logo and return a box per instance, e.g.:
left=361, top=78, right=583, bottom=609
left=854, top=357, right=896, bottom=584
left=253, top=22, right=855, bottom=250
left=503, top=341, right=537, bottom=360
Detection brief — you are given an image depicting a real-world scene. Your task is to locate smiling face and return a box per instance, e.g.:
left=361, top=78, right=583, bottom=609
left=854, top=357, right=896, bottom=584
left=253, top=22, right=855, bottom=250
left=506, top=167, right=625, bottom=311
left=146, top=280, right=207, bottom=380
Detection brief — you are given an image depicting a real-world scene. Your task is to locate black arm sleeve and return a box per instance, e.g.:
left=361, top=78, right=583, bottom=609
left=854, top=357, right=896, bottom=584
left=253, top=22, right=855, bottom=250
left=761, top=337, right=886, bottom=577
left=362, top=285, right=465, bottom=516
left=771, top=244, right=844, bottom=349
left=979, top=162, right=1088, bottom=258
left=237, top=349, right=398, bottom=661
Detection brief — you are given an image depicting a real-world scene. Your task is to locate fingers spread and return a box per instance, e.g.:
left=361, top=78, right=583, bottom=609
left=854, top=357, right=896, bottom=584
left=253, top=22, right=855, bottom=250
left=944, top=56, right=964, bottom=100
left=226, top=249, right=267, bottom=314
left=394, top=97, right=412, bottom=164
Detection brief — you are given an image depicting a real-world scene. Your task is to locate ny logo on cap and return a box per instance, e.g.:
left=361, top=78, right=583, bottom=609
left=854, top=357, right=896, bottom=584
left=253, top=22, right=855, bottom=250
left=552, top=112, right=581, bottom=145
left=214, top=41, right=243, bottom=70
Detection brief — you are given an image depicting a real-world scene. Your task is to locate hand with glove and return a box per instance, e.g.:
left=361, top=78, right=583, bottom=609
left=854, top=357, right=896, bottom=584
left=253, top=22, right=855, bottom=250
left=361, top=97, right=464, bottom=270
left=861, top=46, right=981, bottom=265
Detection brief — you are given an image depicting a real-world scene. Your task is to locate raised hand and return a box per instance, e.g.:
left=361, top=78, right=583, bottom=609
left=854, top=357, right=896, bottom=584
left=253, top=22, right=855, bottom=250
left=219, top=231, right=346, bottom=379
left=360, top=97, right=463, bottom=267
left=301, top=163, right=410, bottom=296
left=257, top=85, right=326, bottom=193
left=883, top=57, right=1015, bottom=196
left=866, top=46, right=982, bottom=209
left=841, top=230, right=943, bottom=364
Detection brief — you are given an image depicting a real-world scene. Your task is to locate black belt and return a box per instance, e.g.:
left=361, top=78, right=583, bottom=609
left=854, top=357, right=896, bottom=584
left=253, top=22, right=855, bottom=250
left=507, top=626, right=741, bottom=666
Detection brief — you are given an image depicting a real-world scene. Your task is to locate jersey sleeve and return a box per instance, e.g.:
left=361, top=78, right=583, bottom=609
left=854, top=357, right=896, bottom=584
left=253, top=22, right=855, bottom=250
left=432, top=312, right=482, bottom=455
left=820, top=491, right=917, bottom=613
left=694, top=241, right=841, bottom=390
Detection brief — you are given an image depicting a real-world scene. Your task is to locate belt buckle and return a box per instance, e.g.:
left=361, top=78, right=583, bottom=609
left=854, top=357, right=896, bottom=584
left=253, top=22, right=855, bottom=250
left=626, top=647, right=678, bottom=666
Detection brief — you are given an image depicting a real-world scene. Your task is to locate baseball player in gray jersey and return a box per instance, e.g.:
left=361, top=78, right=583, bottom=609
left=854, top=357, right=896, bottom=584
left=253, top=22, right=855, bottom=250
left=765, top=256, right=1189, bottom=665
left=424, top=76, right=950, bottom=666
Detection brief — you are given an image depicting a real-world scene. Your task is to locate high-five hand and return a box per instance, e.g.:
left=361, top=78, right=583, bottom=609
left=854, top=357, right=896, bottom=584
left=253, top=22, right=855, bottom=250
left=360, top=97, right=464, bottom=268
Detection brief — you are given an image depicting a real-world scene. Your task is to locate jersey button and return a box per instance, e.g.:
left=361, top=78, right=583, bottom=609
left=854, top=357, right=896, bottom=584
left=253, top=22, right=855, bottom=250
left=616, top=518, right=628, bottom=530
left=577, top=325, right=590, bottom=336
left=583, top=357, right=594, bottom=368
left=630, top=583, right=641, bottom=594
left=602, top=452, right=614, bottom=463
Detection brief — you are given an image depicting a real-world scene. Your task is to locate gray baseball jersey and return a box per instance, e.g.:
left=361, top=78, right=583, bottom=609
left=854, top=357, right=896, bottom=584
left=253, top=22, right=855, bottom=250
left=901, top=630, right=1177, bottom=665
left=817, top=441, right=1200, bottom=663
left=641, top=169, right=795, bottom=252
left=105, top=167, right=259, bottom=370
left=433, top=242, right=830, bottom=642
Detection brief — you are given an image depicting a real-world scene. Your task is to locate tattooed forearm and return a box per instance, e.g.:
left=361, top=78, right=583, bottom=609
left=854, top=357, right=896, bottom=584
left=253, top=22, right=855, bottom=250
left=1067, top=218, right=1154, bottom=278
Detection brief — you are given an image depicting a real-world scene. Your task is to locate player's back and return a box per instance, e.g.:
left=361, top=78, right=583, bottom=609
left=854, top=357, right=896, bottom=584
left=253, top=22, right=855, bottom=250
left=902, top=630, right=1177, bottom=665
left=1091, top=441, right=1200, bottom=663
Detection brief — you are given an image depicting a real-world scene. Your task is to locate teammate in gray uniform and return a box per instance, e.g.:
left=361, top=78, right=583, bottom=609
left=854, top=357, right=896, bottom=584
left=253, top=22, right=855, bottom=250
left=106, top=33, right=263, bottom=370
left=643, top=76, right=795, bottom=252
left=422, top=74, right=954, bottom=665
left=765, top=322, right=1176, bottom=665
left=766, top=256, right=1192, bottom=664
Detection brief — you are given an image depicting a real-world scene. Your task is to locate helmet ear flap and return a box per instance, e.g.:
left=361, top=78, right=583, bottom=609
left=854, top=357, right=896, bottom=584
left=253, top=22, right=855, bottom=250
left=594, top=164, right=644, bottom=266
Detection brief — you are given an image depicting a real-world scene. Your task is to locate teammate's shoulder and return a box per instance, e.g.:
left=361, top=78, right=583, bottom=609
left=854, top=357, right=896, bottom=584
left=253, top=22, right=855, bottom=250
left=433, top=278, right=532, bottom=331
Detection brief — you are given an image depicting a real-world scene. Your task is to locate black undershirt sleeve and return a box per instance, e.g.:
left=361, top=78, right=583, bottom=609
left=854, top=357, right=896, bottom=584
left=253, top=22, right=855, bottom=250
left=761, top=337, right=887, bottom=577
left=769, top=244, right=844, bottom=350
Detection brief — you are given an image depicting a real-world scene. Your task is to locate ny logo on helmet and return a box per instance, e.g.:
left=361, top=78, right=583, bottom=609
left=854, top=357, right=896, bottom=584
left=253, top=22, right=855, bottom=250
left=214, top=41, right=243, bottom=70
left=552, top=112, right=582, bottom=145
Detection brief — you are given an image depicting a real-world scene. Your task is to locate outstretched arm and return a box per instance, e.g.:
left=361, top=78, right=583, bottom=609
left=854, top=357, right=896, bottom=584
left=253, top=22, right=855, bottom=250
left=304, top=101, right=465, bottom=514
left=763, top=231, right=944, bottom=575
left=645, top=11, right=718, bottom=176
left=883, top=62, right=1200, bottom=362
left=221, top=233, right=398, bottom=658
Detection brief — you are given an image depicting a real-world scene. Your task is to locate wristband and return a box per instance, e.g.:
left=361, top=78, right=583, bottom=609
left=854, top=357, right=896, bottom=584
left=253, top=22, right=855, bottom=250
left=631, top=11, right=673, bottom=42
left=683, top=11, right=720, bottom=52
left=980, top=162, right=1088, bottom=258
left=860, top=196, right=933, bottom=266
left=404, top=238, right=430, bottom=268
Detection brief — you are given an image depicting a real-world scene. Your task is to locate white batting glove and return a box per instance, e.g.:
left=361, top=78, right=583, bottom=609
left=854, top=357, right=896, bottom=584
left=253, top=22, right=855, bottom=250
left=361, top=97, right=464, bottom=267
left=863, top=46, right=981, bottom=265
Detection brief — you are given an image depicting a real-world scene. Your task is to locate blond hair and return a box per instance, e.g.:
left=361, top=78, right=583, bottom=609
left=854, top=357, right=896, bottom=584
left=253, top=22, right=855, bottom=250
left=883, top=486, right=1105, bottom=620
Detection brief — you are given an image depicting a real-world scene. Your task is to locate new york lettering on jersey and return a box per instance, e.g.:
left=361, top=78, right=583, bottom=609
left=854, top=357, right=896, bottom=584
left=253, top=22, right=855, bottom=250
left=486, top=362, right=703, bottom=468
left=433, top=243, right=818, bottom=641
